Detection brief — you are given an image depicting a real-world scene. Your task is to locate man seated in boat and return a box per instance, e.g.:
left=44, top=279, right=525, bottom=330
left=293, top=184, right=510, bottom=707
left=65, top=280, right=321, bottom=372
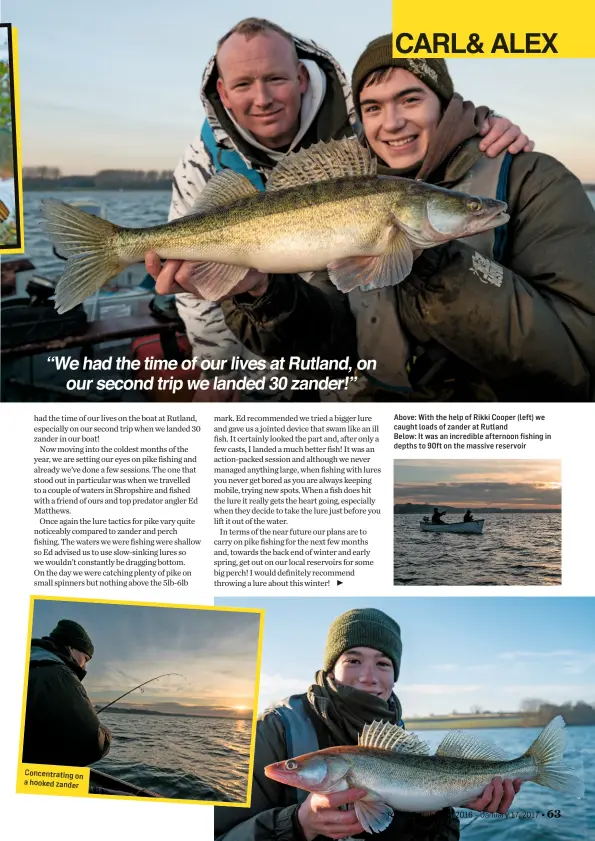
left=146, top=21, right=535, bottom=400
left=23, top=619, right=112, bottom=767
left=463, top=510, right=474, bottom=523
left=431, top=508, right=447, bottom=525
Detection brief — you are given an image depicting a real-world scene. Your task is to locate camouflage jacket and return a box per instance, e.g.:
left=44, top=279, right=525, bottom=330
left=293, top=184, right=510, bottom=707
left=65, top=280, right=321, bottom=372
left=169, top=36, right=355, bottom=377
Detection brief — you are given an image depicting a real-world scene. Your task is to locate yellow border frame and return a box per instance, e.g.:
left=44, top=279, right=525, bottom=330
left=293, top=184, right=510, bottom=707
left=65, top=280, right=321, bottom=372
left=1, top=24, right=24, bottom=254
left=17, top=595, right=264, bottom=807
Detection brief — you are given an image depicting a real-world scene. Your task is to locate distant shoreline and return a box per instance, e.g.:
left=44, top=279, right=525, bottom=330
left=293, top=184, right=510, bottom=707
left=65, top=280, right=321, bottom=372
left=23, top=184, right=172, bottom=192
left=405, top=714, right=594, bottom=730
left=21, top=181, right=595, bottom=192
left=394, top=505, right=560, bottom=514
left=94, top=705, right=251, bottom=721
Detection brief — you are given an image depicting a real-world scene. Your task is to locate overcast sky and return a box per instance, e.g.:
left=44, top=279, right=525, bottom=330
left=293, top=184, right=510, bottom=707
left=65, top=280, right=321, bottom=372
left=31, top=599, right=262, bottom=712
left=393, top=460, right=561, bottom=509
left=5, top=1, right=595, bottom=179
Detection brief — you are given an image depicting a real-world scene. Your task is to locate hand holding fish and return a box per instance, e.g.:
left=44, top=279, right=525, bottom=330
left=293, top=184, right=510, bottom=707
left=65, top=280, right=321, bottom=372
left=145, top=252, right=269, bottom=300
left=463, top=775, right=522, bottom=813
left=297, top=787, right=368, bottom=841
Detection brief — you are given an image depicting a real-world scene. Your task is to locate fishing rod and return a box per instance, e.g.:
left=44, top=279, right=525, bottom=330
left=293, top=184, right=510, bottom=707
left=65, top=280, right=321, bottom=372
left=96, top=673, right=188, bottom=714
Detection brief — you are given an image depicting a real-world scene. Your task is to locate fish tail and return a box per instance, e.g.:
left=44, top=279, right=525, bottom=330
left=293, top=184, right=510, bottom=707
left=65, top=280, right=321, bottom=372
left=524, top=716, right=584, bottom=796
left=0, top=200, right=9, bottom=222
left=40, top=198, right=124, bottom=314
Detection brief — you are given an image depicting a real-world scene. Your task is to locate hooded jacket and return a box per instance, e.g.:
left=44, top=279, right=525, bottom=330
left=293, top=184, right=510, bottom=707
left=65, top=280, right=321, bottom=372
left=220, top=136, right=595, bottom=401
left=23, top=637, right=111, bottom=767
left=214, top=694, right=460, bottom=841
left=169, top=36, right=355, bottom=370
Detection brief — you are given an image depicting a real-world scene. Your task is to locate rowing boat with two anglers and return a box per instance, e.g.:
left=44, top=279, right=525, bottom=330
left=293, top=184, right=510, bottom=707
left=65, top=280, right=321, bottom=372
left=420, top=518, right=485, bottom=534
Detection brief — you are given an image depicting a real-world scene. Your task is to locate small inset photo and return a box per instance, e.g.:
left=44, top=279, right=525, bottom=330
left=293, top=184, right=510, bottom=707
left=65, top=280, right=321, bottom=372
left=0, top=23, right=22, bottom=252
left=393, top=460, right=561, bottom=586
left=18, top=597, right=263, bottom=803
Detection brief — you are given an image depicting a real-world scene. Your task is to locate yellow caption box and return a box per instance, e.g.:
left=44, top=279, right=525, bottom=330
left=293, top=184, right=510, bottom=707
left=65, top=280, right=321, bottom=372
left=16, top=764, right=90, bottom=797
left=392, top=0, right=593, bottom=57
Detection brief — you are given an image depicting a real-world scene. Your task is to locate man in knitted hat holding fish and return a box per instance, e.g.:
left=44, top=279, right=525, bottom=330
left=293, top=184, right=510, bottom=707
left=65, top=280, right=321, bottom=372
left=145, top=22, right=535, bottom=401
left=214, top=608, right=521, bottom=840
left=215, top=38, right=595, bottom=401
left=23, top=619, right=112, bottom=767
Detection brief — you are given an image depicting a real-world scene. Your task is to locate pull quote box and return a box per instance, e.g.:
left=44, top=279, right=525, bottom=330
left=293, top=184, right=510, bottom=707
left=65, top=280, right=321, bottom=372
left=392, top=0, right=593, bottom=57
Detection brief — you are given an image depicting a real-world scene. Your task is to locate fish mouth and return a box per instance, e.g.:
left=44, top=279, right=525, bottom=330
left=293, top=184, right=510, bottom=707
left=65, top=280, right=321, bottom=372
left=479, top=207, right=510, bottom=231
left=264, top=763, right=278, bottom=781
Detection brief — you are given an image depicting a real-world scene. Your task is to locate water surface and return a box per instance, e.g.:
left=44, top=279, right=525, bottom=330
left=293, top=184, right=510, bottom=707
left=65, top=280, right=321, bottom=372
left=394, top=513, right=561, bottom=586
left=92, top=712, right=252, bottom=802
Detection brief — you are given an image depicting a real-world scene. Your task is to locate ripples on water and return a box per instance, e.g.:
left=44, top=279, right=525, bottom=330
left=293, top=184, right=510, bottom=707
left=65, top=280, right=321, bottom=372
left=22, top=189, right=172, bottom=275
left=92, top=712, right=252, bottom=802
left=420, top=725, right=593, bottom=840
left=394, top=513, right=561, bottom=586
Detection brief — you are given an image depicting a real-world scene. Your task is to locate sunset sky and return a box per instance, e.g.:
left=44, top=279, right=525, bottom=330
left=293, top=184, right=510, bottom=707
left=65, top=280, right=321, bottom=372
left=6, top=1, right=595, bottom=180
left=30, top=600, right=262, bottom=715
left=222, top=597, right=595, bottom=717
left=393, top=459, right=561, bottom=509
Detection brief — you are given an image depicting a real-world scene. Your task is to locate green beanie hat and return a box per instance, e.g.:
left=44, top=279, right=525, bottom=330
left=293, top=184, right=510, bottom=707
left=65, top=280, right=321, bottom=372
left=49, top=619, right=94, bottom=658
left=324, top=608, right=402, bottom=678
left=352, top=34, right=454, bottom=117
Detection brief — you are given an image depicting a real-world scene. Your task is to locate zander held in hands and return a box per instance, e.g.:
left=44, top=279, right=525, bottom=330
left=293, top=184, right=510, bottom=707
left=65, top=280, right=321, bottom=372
left=265, top=716, right=583, bottom=834
left=40, top=138, right=508, bottom=313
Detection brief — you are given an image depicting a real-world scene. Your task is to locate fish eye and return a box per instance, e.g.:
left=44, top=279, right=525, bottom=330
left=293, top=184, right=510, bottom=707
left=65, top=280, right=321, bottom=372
left=285, top=760, right=298, bottom=770
left=468, top=200, right=482, bottom=212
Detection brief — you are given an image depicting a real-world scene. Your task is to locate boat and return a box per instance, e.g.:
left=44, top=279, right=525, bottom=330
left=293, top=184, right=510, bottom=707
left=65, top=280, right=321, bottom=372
left=89, top=768, right=160, bottom=797
left=419, top=518, right=485, bottom=534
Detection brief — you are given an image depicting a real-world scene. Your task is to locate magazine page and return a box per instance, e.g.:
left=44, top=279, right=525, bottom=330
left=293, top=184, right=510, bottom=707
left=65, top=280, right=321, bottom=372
left=1, top=2, right=594, bottom=841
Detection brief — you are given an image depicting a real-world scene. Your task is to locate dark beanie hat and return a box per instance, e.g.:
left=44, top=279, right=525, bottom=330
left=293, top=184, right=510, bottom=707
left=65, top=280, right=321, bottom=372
left=49, top=619, right=94, bottom=658
left=324, top=608, right=402, bottom=678
left=352, top=34, right=454, bottom=116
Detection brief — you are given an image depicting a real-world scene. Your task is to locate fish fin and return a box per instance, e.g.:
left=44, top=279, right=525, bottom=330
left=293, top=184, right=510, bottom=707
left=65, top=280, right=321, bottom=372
left=328, top=256, right=377, bottom=293
left=328, top=226, right=413, bottom=293
left=0, top=199, right=9, bottom=222
left=359, top=721, right=429, bottom=755
left=354, top=796, right=394, bottom=834
left=267, top=137, right=376, bottom=191
left=183, top=261, right=249, bottom=301
left=533, top=764, right=584, bottom=797
left=189, top=170, right=259, bottom=214
left=40, top=198, right=123, bottom=314
left=435, top=731, right=509, bottom=761
left=524, top=716, right=584, bottom=797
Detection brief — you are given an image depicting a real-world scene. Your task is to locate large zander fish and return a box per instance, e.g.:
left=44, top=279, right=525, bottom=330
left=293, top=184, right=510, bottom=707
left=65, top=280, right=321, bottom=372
left=41, top=138, right=508, bottom=314
left=264, top=717, right=583, bottom=834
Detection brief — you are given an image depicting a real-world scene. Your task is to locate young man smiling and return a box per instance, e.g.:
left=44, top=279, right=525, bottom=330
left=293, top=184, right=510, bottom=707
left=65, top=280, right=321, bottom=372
left=349, top=40, right=595, bottom=400
left=147, top=22, right=533, bottom=399
left=214, top=608, right=521, bottom=840
left=358, top=66, right=443, bottom=172
left=214, top=38, right=595, bottom=401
